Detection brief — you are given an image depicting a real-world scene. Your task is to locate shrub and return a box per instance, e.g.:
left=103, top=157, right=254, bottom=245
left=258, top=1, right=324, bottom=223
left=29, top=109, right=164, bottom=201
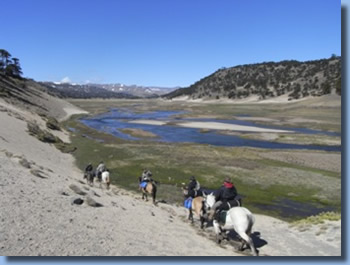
left=46, top=117, right=61, bottom=131
left=27, top=121, right=76, bottom=153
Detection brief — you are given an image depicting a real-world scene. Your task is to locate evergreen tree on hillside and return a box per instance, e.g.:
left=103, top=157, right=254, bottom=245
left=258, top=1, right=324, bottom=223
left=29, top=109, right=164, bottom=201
left=0, top=49, right=23, bottom=77
left=0, top=49, right=11, bottom=67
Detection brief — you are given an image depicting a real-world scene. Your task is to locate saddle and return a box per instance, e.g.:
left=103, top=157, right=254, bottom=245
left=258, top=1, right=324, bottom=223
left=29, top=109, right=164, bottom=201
left=219, top=211, right=227, bottom=225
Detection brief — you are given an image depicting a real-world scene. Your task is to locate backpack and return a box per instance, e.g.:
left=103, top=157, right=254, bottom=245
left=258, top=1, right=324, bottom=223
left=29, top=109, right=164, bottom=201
left=140, top=181, right=148, bottom=189
left=184, top=197, right=193, bottom=209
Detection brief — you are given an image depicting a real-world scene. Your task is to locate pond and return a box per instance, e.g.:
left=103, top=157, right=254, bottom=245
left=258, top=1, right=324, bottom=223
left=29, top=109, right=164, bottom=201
left=80, top=108, right=341, bottom=152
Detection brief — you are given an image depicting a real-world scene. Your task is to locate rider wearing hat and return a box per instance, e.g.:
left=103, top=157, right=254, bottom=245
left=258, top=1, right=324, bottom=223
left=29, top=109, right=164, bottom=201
left=186, top=176, right=201, bottom=198
left=211, top=177, right=238, bottom=222
left=85, top=162, right=93, bottom=174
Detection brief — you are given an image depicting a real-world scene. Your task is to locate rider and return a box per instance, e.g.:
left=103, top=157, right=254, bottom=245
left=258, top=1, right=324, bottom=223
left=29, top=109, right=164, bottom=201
left=186, top=176, right=201, bottom=198
left=212, top=177, right=238, bottom=222
left=139, top=169, right=153, bottom=188
left=85, top=163, right=93, bottom=174
left=95, top=161, right=106, bottom=181
left=141, top=169, right=153, bottom=182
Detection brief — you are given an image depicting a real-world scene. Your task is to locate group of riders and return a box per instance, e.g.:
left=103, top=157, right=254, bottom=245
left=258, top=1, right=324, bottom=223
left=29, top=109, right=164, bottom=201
left=84, top=162, right=240, bottom=222
left=83, top=161, right=109, bottom=183
left=185, top=175, right=241, bottom=222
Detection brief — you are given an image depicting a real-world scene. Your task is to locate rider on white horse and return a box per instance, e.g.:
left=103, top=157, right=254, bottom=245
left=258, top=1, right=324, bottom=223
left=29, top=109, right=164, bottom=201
left=95, top=161, right=106, bottom=181
left=210, top=177, right=239, bottom=222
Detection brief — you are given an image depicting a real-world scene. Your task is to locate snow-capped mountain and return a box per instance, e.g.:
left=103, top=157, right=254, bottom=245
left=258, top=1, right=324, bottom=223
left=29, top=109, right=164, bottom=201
left=40, top=82, right=177, bottom=99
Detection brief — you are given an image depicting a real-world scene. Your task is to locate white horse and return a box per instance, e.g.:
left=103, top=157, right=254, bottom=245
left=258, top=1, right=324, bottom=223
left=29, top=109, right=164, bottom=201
left=204, top=193, right=258, bottom=256
left=100, top=170, right=111, bottom=189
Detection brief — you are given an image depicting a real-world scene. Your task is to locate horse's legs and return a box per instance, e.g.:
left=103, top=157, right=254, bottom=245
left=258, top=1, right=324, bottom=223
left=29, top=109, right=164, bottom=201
left=213, top=221, right=223, bottom=244
left=236, top=229, right=258, bottom=256
left=200, top=215, right=205, bottom=229
left=152, top=187, right=156, bottom=205
left=189, top=208, right=194, bottom=223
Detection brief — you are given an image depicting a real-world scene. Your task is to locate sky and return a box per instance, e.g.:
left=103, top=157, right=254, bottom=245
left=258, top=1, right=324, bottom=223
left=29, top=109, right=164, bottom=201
left=0, top=0, right=341, bottom=87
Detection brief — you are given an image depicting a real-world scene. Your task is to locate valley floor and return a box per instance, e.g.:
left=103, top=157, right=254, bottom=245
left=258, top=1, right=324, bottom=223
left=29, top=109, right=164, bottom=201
left=0, top=98, right=341, bottom=256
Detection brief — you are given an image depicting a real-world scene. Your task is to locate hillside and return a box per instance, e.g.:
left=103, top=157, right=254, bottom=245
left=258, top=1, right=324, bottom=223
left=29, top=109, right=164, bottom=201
left=0, top=75, right=86, bottom=120
left=164, top=57, right=341, bottom=101
left=41, top=82, right=177, bottom=99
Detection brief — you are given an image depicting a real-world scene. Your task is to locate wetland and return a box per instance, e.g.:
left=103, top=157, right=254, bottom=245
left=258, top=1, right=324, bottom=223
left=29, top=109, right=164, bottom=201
left=64, top=97, right=341, bottom=221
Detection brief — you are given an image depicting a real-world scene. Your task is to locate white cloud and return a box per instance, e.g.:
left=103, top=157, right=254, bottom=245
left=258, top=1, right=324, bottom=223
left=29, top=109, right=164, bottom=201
left=60, top=77, right=71, bottom=84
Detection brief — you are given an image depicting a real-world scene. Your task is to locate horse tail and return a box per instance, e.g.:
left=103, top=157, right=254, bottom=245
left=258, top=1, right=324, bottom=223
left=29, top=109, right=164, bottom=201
left=152, top=183, right=157, bottom=204
left=107, top=175, right=110, bottom=189
left=236, top=228, right=258, bottom=256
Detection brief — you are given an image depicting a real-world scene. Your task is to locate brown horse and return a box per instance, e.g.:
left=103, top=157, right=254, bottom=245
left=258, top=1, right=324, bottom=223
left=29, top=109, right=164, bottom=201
left=182, top=186, right=208, bottom=229
left=187, top=196, right=207, bottom=229
left=140, top=181, right=157, bottom=204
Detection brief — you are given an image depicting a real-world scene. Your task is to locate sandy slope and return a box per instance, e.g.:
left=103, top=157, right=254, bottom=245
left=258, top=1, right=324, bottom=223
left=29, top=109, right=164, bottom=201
left=0, top=100, right=341, bottom=256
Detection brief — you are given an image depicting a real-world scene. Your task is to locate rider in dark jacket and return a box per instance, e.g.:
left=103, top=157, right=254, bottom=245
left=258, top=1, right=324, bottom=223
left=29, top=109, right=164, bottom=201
left=85, top=163, right=93, bottom=173
left=213, top=177, right=239, bottom=221
left=186, top=176, right=201, bottom=198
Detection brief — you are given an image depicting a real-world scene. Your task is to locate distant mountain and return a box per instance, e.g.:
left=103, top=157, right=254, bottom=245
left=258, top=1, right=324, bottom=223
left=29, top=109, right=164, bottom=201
left=91, top=83, right=177, bottom=98
left=41, top=82, right=177, bottom=99
left=164, top=57, right=341, bottom=101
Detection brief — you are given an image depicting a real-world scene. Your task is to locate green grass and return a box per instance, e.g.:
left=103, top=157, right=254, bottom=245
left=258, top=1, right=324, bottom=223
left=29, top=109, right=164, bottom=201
left=290, top=211, right=341, bottom=226
left=63, top=99, right=341, bottom=221
left=259, top=158, right=340, bottom=179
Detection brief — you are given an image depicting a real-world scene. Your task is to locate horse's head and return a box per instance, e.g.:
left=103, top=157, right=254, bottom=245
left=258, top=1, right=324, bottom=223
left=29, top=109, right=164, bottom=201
left=203, top=192, right=216, bottom=210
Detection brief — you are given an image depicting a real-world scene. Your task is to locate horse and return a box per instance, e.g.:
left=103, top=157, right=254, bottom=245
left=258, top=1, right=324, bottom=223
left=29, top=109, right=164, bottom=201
left=183, top=186, right=210, bottom=229
left=139, top=180, right=157, bottom=204
left=204, top=193, right=258, bottom=256
left=83, top=171, right=95, bottom=186
left=96, top=170, right=110, bottom=189
left=186, top=196, right=209, bottom=229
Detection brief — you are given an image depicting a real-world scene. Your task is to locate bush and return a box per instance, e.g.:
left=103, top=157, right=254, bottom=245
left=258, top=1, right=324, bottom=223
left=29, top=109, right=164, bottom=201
left=27, top=121, right=76, bottom=153
left=291, top=211, right=341, bottom=226
left=46, top=117, right=61, bottom=131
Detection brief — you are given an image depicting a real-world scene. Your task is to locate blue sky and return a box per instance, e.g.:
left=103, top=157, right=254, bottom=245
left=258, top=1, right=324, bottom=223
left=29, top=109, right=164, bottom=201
left=0, top=0, right=341, bottom=87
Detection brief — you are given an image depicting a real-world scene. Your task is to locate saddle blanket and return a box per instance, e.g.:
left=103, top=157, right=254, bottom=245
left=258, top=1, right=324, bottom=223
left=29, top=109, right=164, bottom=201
left=140, top=181, right=148, bottom=188
left=184, top=197, right=193, bottom=209
left=219, top=211, right=227, bottom=224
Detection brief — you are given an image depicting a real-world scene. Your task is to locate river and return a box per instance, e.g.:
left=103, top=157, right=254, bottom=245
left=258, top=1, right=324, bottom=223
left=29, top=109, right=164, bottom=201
left=80, top=108, right=341, bottom=152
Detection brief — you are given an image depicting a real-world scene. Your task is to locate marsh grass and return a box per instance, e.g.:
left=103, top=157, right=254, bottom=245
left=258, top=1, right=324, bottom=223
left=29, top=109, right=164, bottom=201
left=258, top=159, right=340, bottom=179
left=290, top=211, right=341, bottom=228
left=63, top=99, right=341, bottom=221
